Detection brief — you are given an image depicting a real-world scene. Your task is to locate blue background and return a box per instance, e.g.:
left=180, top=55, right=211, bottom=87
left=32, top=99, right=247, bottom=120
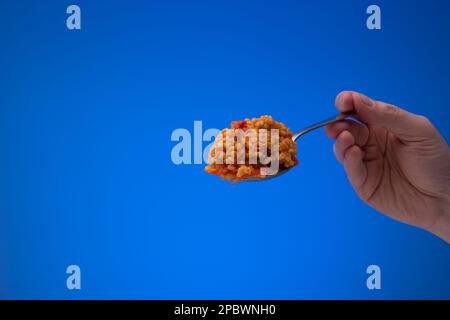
left=0, top=0, right=449, bottom=299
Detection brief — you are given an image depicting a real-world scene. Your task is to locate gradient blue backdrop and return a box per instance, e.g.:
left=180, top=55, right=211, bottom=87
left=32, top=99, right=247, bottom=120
left=0, top=0, right=449, bottom=299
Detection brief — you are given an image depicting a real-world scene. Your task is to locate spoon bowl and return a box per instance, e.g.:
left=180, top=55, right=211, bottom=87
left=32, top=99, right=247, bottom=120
left=239, top=111, right=354, bottom=182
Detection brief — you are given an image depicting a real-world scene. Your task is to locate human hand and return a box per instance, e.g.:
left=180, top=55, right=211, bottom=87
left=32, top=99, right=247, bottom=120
left=325, top=91, right=450, bottom=243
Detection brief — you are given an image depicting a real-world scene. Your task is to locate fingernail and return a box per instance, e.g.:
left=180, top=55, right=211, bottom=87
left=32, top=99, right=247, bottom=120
left=360, top=94, right=375, bottom=107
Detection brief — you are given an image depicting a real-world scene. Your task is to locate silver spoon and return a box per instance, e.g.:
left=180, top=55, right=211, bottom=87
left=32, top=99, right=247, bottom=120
left=241, top=111, right=355, bottom=182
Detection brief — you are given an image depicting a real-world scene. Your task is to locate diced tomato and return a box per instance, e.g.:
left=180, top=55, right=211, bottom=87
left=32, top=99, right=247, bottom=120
left=231, top=120, right=248, bottom=130
left=232, top=168, right=262, bottom=183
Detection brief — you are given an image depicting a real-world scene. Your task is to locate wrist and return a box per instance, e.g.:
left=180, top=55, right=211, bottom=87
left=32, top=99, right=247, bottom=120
left=427, top=197, right=450, bottom=243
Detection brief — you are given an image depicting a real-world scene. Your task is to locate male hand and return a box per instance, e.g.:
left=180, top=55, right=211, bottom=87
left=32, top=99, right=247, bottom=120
left=325, top=91, right=450, bottom=243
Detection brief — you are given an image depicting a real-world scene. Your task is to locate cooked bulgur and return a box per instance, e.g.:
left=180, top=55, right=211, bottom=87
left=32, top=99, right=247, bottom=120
left=205, top=115, right=298, bottom=182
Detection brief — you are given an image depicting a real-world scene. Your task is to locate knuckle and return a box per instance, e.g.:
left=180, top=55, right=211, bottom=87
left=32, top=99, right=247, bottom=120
left=417, top=115, right=432, bottom=127
left=333, top=142, right=341, bottom=158
left=416, top=115, right=437, bottom=135
left=334, top=140, right=340, bottom=151
left=380, top=103, right=400, bottom=116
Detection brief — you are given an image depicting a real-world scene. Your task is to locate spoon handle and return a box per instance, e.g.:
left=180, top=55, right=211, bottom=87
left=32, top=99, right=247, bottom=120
left=292, top=111, right=355, bottom=142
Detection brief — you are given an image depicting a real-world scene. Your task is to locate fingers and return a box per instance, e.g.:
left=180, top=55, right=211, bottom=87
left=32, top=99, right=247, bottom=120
left=333, top=131, right=355, bottom=164
left=335, top=91, right=355, bottom=113
left=325, top=120, right=370, bottom=147
left=332, top=131, right=368, bottom=189
left=325, top=121, right=349, bottom=139
left=335, top=91, right=435, bottom=141
left=343, top=145, right=367, bottom=189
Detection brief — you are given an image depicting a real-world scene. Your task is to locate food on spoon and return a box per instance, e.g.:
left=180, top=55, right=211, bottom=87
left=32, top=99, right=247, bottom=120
left=205, top=115, right=298, bottom=182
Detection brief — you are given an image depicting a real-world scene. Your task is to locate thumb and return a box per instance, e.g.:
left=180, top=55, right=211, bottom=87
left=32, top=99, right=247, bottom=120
left=336, top=91, right=433, bottom=141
